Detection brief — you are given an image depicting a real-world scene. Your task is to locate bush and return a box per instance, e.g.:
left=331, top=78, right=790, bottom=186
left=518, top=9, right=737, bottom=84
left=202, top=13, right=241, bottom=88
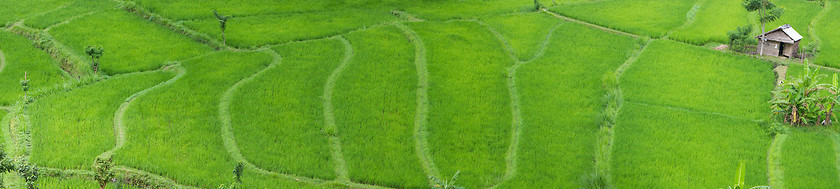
left=770, top=62, right=839, bottom=126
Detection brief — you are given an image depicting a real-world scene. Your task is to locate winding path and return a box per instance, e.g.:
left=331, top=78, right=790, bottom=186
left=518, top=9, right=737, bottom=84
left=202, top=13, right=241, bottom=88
left=0, top=49, right=5, bottom=75
left=394, top=23, right=442, bottom=184
left=477, top=18, right=562, bottom=188
left=767, top=134, right=788, bottom=189
left=324, top=36, right=353, bottom=182
left=98, top=64, right=186, bottom=159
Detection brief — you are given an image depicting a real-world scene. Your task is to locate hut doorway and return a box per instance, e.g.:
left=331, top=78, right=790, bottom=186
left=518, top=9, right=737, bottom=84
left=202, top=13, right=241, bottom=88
left=779, top=43, right=785, bottom=57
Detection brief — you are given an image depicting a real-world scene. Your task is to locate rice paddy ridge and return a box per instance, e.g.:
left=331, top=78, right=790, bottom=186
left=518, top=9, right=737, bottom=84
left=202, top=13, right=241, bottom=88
left=43, top=10, right=101, bottom=32
left=664, top=0, right=706, bottom=39
left=476, top=18, right=563, bottom=188
left=97, top=64, right=186, bottom=160
left=11, top=24, right=85, bottom=78
left=809, top=0, right=832, bottom=54
left=0, top=49, right=6, bottom=76
left=325, top=36, right=353, bottom=182
left=541, top=9, right=639, bottom=38
left=394, top=23, right=442, bottom=185
left=768, top=134, right=788, bottom=189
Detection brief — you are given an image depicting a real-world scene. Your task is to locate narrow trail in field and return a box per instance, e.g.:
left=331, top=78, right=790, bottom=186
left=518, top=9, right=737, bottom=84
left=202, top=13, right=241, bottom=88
left=44, top=10, right=100, bottom=32
left=768, top=134, right=788, bottom=189
left=98, top=64, right=186, bottom=160
left=478, top=18, right=562, bottom=188
left=325, top=36, right=353, bottom=182
left=541, top=9, right=639, bottom=38
left=394, top=23, right=442, bottom=185
left=664, top=0, right=705, bottom=39
left=832, top=133, right=840, bottom=185
left=0, top=49, right=6, bottom=76
left=808, top=1, right=831, bottom=53
left=625, top=100, right=760, bottom=122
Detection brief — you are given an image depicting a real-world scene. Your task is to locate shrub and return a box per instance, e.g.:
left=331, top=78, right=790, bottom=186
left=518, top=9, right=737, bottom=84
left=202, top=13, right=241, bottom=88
left=770, top=62, right=839, bottom=126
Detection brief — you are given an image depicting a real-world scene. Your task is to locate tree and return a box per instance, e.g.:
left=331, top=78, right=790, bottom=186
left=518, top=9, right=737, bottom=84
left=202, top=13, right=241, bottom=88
left=85, top=46, right=104, bottom=74
left=533, top=0, right=543, bottom=10
left=727, top=25, right=753, bottom=52
left=770, top=62, right=840, bottom=126
left=213, top=10, right=230, bottom=46
left=743, top=0, right=784, bottom=56
left=93, top=156, right=115, bottom=189
left=21, top=72, right=29, bottom=99
left=233, top=161, right=244, bottom=183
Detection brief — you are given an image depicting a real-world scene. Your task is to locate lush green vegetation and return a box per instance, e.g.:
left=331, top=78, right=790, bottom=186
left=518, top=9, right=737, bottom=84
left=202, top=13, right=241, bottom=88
left=0, top=32, right=67, bottom=106
left=551, top=0, right=697, bottom=38
left=24, top=0, right=118, bottom=29
left=0, top=0, right=69, bottom=25
left=30, top=71, right=174, bottom=170
left=230, top=40, right=340, bottom=180
left=49, top=10, right=213, bottom=74
left=766, top=0, right=822, bottom=46
left=612, top=103, right=770, bottom=188
left=670, top=0, right=751, bottom=45
left=781, top=129, right=840, bottom=188
left=622, top=40, right=775, bottom=120
left=816, top=1, right=840, bottom=68
left=496, top=21, right=638, bottom=188
left=480, top=13, right=560, bottom=61
left=408, top=21, right=513, bottom=188
left=115, top=52, right=271, bottom=187
left=334, top=27, right=427, bottom=188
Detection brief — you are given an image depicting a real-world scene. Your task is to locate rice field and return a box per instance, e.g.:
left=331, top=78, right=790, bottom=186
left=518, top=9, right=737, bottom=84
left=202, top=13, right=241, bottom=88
left=0, top=31, right=67, bottom=106
left=816, top=1, right=840, bottom=68
left=5, top=0, right=840, bottom=188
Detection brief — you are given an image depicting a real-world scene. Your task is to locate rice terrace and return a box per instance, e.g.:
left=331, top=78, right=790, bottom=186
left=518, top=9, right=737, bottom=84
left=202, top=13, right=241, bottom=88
left=3, top=0, right=840, bottom=188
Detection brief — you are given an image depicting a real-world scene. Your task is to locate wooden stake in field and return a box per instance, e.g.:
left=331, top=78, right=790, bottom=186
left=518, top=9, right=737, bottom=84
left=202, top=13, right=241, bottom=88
left=213, top=10, right=229, bottom=46
left=21, top=72, right=29, bottom=100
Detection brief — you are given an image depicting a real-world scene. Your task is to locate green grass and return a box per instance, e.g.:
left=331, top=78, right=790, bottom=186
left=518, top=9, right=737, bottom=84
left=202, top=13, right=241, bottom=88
left=181, top=8, right=397, bottom=48
left=480, top=12, right=561, bottom=61
left=612, top=103, right=770, bottom=188
left=551, top=0, right=698, bottom=38
left=0, top=31, right=67, bottom=106
left=669, top=0, right=751, bottom=45
left=37, top=177, right=141, bottom=189
left=30, top=71, right=174, bottom=170
left=407, top=21, right=513, bottom=188
left=116, top=52, right=271, bottom=187
left=49, top=10, right=213, bottom=74
left=816, top=1, right=840, bottom=68
left=334, top=26, right=427, bottom=188
left=229, top=39, right=341, bottom=180
left=622, top=40, right=775, bottom=120
left=781, top=128, right=840, bottom=189
left=0, top=0, right=70, bottom=24
left=496, top=22, right=637, bottom=188
left=24, top=0, right=118, bottom=29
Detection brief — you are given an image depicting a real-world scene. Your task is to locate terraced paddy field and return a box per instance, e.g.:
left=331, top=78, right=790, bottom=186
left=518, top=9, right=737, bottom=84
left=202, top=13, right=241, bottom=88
left=1, top=0, right=840, bottom=188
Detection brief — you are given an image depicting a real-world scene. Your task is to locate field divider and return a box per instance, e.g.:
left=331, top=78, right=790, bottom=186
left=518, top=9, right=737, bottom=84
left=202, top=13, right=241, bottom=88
left=664, top=0, right=706, bottom=39
left=767, top=133, right=788, bottom=189
left=394, top=23, right=442, bottom=185
left=97, top=64, right=186, bottom=160
left=478, top=18, right=562, bottom=188
left=43, top=10, right=100, bottom=32
left=832, top=133, right=840, bottom=185
left=808, top=0, right=831, bottom=54
left=541, top=9, right=640, bottom=38
left=9, top=24, right=88, bottom=77
left=324, top=36, right=354, bottom=182
left=0, top=49, right=6, bottom=76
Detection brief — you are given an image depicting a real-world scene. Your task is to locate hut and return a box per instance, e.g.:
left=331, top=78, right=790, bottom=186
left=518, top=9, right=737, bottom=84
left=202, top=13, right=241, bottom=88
left=755, top=24, right=803, bottom=58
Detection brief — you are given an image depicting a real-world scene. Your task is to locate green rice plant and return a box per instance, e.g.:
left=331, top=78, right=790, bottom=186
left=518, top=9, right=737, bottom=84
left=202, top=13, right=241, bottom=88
left=550, top=0, right=698, bottom=38
left=407, top=21, right=513, bottom=188
left=0, top=0, right=71, bottom=24
left=479, top=12, right=561, bottom=61
left=816, top=1, right=840, bottom=68
left=334, top=26, right=427, bottom=188
left=495, top=21, right=637, bottom=189
left=237, top=169, right=324, bottom=189
left=23, top=0, right=118, bottom=29
left=621, top=40, right=775, bottom=120
left=612, top=103, right=770, bottom=188
left=37, top=177, right=143, bottom=189
left=181, top=8, right=398, bottom=48
left=0, top=31, right=67, bottom=106
left=670, top=0, right=752, bottom=45
left=116, top=52, right=271, bottom=188
left=29, top=71, right=174, bottom=169
left=230, top=39, right=340, bottom=180
left=781, top=128, right=840, bottom=188
left=48, top=10, right=213, bottom=74
left=430, top=170, right=465, bottom=189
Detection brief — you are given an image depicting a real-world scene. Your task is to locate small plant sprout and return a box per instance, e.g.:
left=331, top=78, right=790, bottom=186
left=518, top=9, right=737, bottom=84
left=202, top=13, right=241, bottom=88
left=93, top=156, right=115, bottom=189
left=430, top=170, right=465, bottom=189
left=21, top=72, right=29, bottom=99
left=213, top=10, right=230, bottom=45
left=85, top=45, right=104, bottom=74
left=233, top=161, right=244, bottom=183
